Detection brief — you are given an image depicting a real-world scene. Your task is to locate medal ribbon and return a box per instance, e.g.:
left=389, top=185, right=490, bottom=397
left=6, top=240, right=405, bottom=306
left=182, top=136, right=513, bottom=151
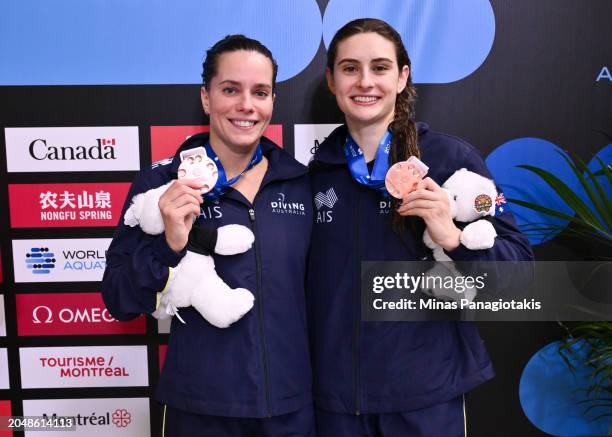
left=203, top=142, right=263, bottom=201
left=344, top=130, right=391, bottom=195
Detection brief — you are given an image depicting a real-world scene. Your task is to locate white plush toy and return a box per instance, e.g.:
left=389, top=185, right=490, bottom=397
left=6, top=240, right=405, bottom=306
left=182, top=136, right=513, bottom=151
left=127, top=146, right=255, bottom=328
left=422, top=168, right=498, bottom=302
left=124, top=180, right=255, bottom=328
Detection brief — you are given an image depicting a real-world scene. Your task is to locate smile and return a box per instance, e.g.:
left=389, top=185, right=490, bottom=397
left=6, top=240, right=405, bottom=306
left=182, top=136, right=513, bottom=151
left=230, top=119, right=257, bottom=128
left=351, top=96, right=380, bottom=104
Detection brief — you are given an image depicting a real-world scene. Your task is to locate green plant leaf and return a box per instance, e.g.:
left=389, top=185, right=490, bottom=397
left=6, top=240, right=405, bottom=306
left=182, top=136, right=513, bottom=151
left=596, top=157, right=612, bottom=188
left=516, top=164, right=606, bottom=231
left=508, top=197, right=579, bottom=222
left=561, top=152, right=612, bottom=229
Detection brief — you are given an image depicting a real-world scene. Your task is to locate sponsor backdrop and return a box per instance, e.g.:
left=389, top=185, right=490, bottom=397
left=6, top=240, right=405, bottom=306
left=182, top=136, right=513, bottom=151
left=0, top=0, right=610, bottom=436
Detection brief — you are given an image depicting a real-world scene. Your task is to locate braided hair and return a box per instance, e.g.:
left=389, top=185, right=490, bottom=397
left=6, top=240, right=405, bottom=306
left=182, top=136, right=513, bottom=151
left=327, top=18, right=420, bottom=231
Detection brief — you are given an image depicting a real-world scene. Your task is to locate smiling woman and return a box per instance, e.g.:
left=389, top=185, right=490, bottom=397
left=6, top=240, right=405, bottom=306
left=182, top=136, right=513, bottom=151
left=102, top=35, right=315, bottom=437
left=307, top=18, right=533, bottom=437
left=201, top=49, right=275, bottom=170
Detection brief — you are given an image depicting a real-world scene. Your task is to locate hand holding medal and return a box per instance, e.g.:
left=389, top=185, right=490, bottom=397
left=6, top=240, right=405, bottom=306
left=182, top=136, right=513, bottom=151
left=158, top=147, right=217, bottom=253
left=395, top=158, right=462, bottom=252
left=385, top=156, right=429, bottom=201
left=178, top=147, right=219, bottom=194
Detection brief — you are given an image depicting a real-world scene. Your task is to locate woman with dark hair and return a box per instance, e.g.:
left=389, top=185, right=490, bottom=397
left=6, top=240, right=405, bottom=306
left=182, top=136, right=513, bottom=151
left=103, top=35, right=314, bottom=436
left=307, top=18, right=533, bottom=436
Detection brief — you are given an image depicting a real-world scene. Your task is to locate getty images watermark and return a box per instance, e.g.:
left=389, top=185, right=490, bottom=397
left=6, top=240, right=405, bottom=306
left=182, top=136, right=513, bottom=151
left=361, top=261, right=612, bottom=321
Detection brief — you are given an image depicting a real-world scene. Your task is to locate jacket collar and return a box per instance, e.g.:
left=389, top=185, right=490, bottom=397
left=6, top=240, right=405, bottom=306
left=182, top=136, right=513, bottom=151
left=170, top=132, right=307, bottom=183
left=312, top=122, right=430, bottom=165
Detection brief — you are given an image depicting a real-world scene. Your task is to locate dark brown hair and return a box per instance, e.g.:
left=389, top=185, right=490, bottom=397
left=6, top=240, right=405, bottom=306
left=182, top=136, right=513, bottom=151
left=326, top=18, right=420, bottom=163
left=202, top=34, right=278, bottom=91
left=327, top=18, right=420, bottom=232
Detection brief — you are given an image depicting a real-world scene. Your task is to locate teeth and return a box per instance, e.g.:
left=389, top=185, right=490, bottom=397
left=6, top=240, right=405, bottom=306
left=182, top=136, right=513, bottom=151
left=232, top=120, right=255, bottom=127
left=353, top=96, right=378, bottom=103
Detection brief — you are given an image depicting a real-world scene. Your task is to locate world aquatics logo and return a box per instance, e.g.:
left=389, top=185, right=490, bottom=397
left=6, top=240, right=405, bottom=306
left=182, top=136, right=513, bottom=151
left=25, top=247, right=56, bottom=275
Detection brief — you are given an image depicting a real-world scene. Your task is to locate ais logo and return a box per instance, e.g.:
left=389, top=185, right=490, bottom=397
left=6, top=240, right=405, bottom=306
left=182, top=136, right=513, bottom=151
left=25, top=246, right=56, bottom=275
left=314, top=188, right=338, bottom=224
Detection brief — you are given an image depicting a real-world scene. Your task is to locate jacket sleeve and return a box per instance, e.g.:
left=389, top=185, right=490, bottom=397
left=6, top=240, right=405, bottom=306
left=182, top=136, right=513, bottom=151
left=102, top=171, right=185, bottom=321
left=444, top=148, right=534, bottom=262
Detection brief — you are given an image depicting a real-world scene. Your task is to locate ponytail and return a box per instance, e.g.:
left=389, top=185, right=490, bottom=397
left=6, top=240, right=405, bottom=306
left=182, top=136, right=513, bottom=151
left=390, top=80, right=420, bottom=234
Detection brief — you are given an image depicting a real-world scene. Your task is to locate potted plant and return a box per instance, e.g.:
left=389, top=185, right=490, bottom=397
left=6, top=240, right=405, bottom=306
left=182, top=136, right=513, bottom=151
left=510, top=149, right=612, bottom=432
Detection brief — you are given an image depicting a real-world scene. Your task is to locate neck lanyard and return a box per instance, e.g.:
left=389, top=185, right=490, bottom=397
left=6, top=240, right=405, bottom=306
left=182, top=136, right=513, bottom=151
left=344, top=130, right=391, bottom=195
left=203, top=142, right=263, bottom=201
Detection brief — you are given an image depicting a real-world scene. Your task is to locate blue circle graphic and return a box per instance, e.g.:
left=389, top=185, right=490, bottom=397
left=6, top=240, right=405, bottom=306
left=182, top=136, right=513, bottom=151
left=202, top=0, right=322, bottom=82
left=485, top=138, right=579, bottom=245
left=519, top=341, right=612, bottom=436
left=0, top=0, right=322, bottom=85
left=322, top=0, right=495, bottom=83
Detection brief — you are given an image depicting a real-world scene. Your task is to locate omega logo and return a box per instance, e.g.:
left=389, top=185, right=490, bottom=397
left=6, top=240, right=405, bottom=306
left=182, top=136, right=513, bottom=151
left=32, top=305, right=115, bottom=324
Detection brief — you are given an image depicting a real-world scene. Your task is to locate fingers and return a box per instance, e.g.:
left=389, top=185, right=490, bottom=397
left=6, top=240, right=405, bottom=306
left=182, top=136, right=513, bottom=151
left=159, top=181, right=202, bottom=224
left=423, top=177, right=441, bottom=190
left=396, top=199, right=437, bottom=216
left=160, top=179, right=203, bottom=207
left=397, top=206, right=430, bottom=217
left=399, top=199, right=437, bottom=212
left=415, top=177, right=441, bottom=192
left=405, top=188, right=438, bottom=203
left=397, top=181, right=448, bottom=217
left=175, top=204, right=201, bottom=222
left=161, top=197, right=201, bottom=221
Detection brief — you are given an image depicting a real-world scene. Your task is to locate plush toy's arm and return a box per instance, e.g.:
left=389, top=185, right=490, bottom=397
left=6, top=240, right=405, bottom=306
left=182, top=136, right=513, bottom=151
left=102, top=171, right=186, bottom=321
left=444, top=149, right=533, bottom=263
left=460, top=219, right=497, bottom=250
left=186, top=224, right=255, bottom=256
left=214, top=225, right=255, bottom=255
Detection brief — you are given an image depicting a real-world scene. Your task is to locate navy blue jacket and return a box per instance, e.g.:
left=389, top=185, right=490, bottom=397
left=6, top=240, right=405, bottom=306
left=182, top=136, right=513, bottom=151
left=102, top=134, right=313, bottom=418
left=307, top=123, right=533, bottom=414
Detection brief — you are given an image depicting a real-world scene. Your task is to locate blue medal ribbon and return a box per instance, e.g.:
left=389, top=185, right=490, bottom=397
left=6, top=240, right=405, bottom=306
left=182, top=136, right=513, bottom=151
left=203, top=142, right=263, bottom=201
left=344, top=130, right=392, bottom=196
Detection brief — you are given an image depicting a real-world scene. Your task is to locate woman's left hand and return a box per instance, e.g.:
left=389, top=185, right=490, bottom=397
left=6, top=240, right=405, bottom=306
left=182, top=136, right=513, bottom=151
left=396, top=177, right=462, bottom=251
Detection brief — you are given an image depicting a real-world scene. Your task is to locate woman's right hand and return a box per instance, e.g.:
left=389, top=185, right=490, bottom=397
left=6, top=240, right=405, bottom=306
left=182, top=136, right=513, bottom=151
left=158, top=179, right=204, bottom=253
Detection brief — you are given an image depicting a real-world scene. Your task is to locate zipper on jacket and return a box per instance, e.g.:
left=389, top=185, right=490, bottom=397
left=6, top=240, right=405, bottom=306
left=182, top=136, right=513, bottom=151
left=354, top=194, right=361, bottom=415
left=249, top=207, right=273, bottom=417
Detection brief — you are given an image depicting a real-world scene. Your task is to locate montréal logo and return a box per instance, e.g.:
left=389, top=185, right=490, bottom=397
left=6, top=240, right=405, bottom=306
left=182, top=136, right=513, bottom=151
left=42, top=409, right=132, bottom=428
left=25, top=247, right=56, bottom=274
left=29, top=138, right=117, bottom=161
left=112, top=409, right=132, bottom=427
